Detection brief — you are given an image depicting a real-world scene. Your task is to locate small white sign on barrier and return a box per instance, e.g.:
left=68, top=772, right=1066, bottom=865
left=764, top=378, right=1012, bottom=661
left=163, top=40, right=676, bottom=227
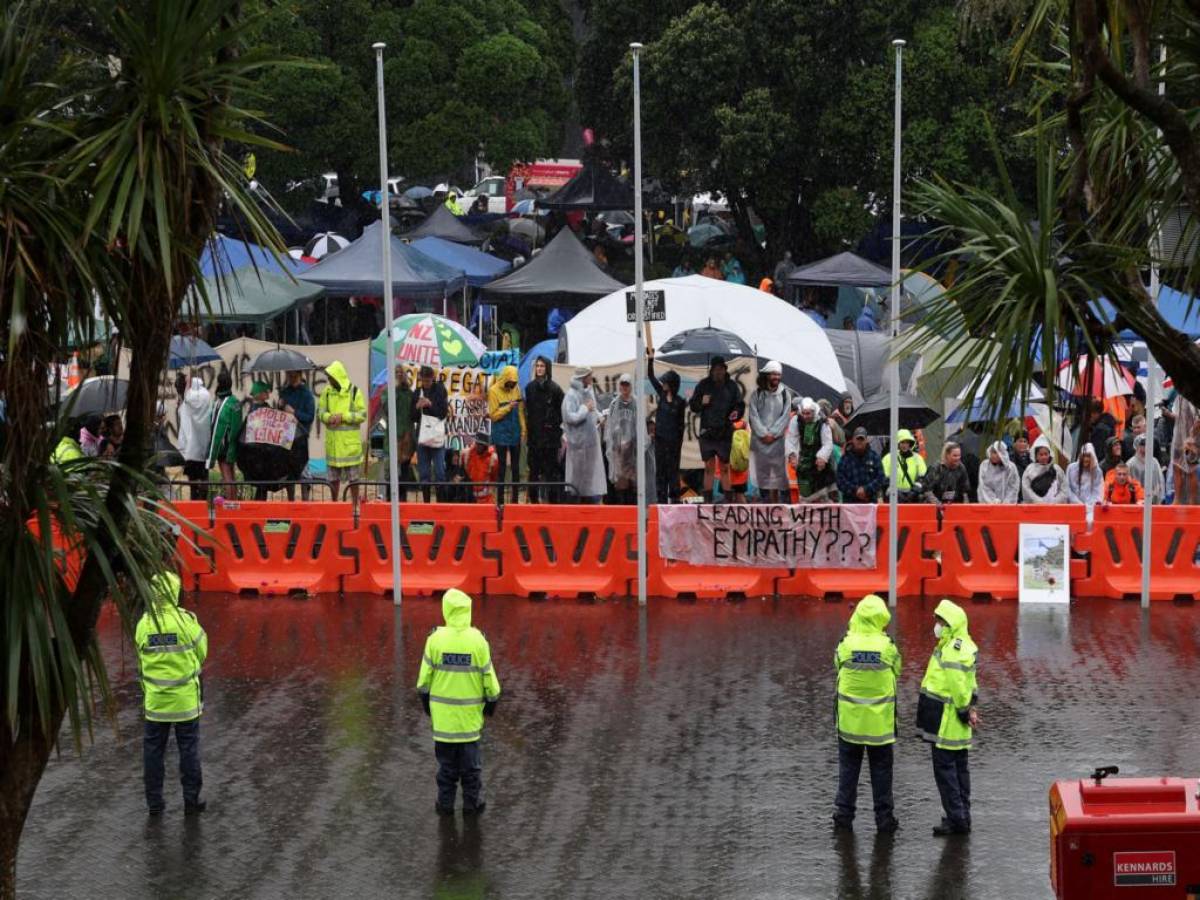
left=1018, top=523, right=1071, bottom=605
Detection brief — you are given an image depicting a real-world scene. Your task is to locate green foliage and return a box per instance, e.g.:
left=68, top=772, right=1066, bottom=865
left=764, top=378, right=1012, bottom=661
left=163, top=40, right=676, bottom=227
left=580, top=0, right=1037, bottom=262
left=247, top=0, right=575, bottom=201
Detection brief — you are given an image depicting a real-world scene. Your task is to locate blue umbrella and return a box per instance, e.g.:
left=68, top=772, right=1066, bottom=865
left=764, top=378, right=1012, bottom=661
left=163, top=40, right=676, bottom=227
left=518, top=339, right=559, bottom=389
left=168, top=335, right=220, bottom=369
left=946, top=395, right=1042, bottom=425
left=404, top=185, right=433, bottom=199
left=511, top=199, right=550, bottom=216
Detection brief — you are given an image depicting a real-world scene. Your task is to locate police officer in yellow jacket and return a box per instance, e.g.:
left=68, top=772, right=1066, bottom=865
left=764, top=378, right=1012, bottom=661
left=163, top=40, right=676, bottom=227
left=416, top=589, right=501, bottom=815
left=917, top=598, right=979, bottom=836
left=833, top=594, right=901, bottom=832
left=135, top=569, right=208, bottom=815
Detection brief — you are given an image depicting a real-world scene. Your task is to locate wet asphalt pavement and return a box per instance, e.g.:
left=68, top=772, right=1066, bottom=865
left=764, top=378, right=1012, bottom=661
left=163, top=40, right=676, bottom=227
left=17, top=595, right=1200, bottom=899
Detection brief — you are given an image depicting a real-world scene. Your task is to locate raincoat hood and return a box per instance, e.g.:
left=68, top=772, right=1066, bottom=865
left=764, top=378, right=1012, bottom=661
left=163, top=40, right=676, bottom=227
left=499, top=364, right=518, bottom=386
left=896, top=428, right=916, bottom=446
left=442, top=588, right=472, bottom=628
left=848, top=594, right=891, bottom=634
left=325, top=360, right=352, bottom=394
left=534, top=355, right=553, bottom=381
left=987, top=441, right=1010, bottom=464
left=661, top=369, right=680, bottom=391
left=1078, top=442, right=1099, bottom=468
left=149, top=571, right=182, bottom=611
left=934, top=598, right=968, bottom=637
left=1032, top=434, right=1053, bottom=460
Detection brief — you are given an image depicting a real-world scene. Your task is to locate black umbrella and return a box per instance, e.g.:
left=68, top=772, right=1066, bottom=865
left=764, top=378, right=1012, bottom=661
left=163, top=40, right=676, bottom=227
left=844, top=391, right=940, bottom=436
left=658, top=326, right=754, bottom=359
left=62, top=376, right=128, bottom=416
left=247, top=348, right=317, bottom=373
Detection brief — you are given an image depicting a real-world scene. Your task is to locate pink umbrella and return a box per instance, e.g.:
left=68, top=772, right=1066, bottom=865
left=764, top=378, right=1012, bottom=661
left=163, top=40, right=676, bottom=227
left=1056, top=357, right=1135, bottom=398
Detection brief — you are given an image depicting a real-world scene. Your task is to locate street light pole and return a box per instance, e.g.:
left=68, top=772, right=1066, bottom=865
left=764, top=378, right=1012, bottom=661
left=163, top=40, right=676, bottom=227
left=374, top=41, right=403, bottom=607
left=887, top=39, right=905, bottom=609
left=631, top=42, right=648, bottom=608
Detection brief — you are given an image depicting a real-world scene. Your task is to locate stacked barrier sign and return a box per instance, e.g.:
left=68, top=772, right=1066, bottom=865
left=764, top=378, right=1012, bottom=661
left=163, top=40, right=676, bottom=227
left=157, top=502, right=1200, bottom=602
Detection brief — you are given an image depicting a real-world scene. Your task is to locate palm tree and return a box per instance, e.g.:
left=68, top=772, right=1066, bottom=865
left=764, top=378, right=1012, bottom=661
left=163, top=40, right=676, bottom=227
left=0, top=3, right=285, bottom=894
left=905, top=2, right=1200, bottom=421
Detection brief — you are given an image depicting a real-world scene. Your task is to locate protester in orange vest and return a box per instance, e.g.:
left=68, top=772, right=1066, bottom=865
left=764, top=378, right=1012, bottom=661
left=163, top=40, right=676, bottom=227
left=465, top=430, right=499, bottom=504
left=1103, top=461, right=1144, bottom=505
left=723, top=402, right=750, bottom=503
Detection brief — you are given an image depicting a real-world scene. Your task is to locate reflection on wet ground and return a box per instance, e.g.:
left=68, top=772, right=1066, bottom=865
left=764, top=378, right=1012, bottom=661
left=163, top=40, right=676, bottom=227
left=18, top=596, right=1200, bottom=899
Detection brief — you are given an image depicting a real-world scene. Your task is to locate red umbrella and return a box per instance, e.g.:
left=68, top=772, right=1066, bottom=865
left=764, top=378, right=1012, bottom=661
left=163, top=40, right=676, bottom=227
left=1056, top=357, right=1134, bottom=398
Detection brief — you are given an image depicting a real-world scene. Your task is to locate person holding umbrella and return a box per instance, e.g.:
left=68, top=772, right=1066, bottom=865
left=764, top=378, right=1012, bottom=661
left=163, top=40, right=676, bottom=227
left=318, top=361, right=366, bottom=503
left=278, top=371, right=315, bottom=501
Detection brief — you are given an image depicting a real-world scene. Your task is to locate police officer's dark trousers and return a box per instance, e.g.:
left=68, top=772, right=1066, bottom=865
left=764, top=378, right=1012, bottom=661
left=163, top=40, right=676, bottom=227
left=931, top=746, right=971, bottom=828
left=435, top=740, right=483, bottom=811
left=834, top=738, right=895, bottom=827
left=144, top=718, right=202, bottom=811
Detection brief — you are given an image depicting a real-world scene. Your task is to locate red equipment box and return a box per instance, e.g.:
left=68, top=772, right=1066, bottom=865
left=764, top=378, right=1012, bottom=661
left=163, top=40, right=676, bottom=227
left=1050, top=768, right=1200, bottom=898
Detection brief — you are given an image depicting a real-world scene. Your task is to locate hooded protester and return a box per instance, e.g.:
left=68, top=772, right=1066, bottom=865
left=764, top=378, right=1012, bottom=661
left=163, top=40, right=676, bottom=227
left=833, top=393, right=855, bottom=430
left=1100, top=435, right=1125, bottom=476
left=178, top=376, right=213, bottom=500
left=51, top=419, right=89, bottom=465
left=465, top=430, right=499, bottom=503
left=647, top=347, right=687, bottom=503
left=882, top=428, right=928, bottom=502
left=562, top=367, right=607, bottom=502
left=688, top=356, right=741, bottom=501
left=748, top=360, right=793, bottom=502
left=786, top=397, right=835, bottom=500
left=487, top=364, right=526, bottom=505
left=819, top=398, right=844, bottom=447
left=1128, top=434, right=1165, bottom=503
left=524, top=355, right=564, bottom=503
left=206, top=371, right=242, bottom=488
left=1066, top=443, right=1104, bottom=506
left=1021, top=434, right=1067, bottom=503
left=856, top=304, right=878, bottom=332
left=605, top=373, right=640, bottom=504
left=923, top=441, right=972, bottom=505
left=977, top=441, right=1019, bottom=503
left=318, top=360, right=366, bottom=503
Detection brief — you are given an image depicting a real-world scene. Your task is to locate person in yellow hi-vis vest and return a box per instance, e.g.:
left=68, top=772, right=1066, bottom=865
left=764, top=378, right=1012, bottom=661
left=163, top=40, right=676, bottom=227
left=416, top=589, right=501, bottom=815
left=136, top=569, right=208, bottom=815
left=917, top=598, right=980, bottom=836
left=833, top=594, right=901, bottom=833
left=318, top=360, right=365, bottom=503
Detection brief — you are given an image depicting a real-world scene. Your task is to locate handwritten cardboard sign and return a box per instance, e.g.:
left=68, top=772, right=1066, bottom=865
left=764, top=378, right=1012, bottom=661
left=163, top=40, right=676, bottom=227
left=242, top=407, right=296, bottom=450
left=658, top=503, right=877, bottom=569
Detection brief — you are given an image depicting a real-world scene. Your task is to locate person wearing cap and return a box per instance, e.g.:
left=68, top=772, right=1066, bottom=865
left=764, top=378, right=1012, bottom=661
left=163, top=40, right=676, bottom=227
left=833, top=594, right=901, bottom=833
left=1128, top=433, right=1164, bottom=503
left=278, top=370, right=316, bottom=501
left=319, top=360, right=366, bottom=503
left=236, top=380, right=279, bottom=499
left=748, top=360, right=793, bottom=503
left=786, top=397, right=834, bottom=500
left=917, top=599, right=979, bottom=836
left=416, top=589, right=501, bottom=815
left=688, top=356, right=741, bottom=502
left=464, top=430, right=499, bottom=503
left=837, top=426, right=886, bottom=503
left=605, top=373, right=640, bottom=504
left=882, top=429, right=928, bottom=502
left=562, top=366, right=606, bottom=502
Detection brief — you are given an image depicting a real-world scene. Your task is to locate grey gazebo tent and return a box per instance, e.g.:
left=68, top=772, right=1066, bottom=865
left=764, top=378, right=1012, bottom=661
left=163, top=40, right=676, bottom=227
left=786, top=251, right=894, bottom=289
left=301, top=221, right=466, bottom=298
left=187, top=268, right=324, bottom=324
left=482, top=227, right=623, bottom=300
left=401, top=204, right=483, bottom=244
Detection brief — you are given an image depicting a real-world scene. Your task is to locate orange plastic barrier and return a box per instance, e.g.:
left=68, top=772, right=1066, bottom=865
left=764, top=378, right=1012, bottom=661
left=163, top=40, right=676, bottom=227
left=775, top=505, right=939, bottom=598
left=483, top=506, right=637, bottom=598
left=170, top=501, right=213, bottom=591
left=645, top=506, right=785, bottom=598
left=195, top=501, right=354, bottom=595
left=923, top=505, right=1088, bottom=601
left=1074, top=505, right=1200, bottom=601
left=341, top=503, right=499, bottom=596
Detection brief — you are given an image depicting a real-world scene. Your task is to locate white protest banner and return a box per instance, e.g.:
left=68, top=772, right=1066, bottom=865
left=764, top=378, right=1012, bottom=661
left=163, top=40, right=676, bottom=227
left=553, top=356, right=758, bottom=470
left=658, top=503, right=877, bottom=569
left=242, top=407, right=296, bottom=449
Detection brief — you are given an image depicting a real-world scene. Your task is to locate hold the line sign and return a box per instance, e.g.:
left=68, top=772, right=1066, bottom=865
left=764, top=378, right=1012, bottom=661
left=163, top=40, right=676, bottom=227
left=658, top=504, right=876, bottom=569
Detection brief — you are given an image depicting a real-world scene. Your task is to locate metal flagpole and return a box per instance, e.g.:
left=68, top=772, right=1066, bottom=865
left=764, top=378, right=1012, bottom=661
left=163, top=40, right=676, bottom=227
left=631, top=42, right=648, bottom=607
left=374, top=42, right=403, bottom=607
left=887, top=39, right=905, bottom=610
left=1141, top=41, right=1167, bottom=609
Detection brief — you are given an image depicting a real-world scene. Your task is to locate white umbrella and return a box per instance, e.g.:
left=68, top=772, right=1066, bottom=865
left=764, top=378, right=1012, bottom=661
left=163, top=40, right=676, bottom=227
left=303, top=232, right=350, bottom=260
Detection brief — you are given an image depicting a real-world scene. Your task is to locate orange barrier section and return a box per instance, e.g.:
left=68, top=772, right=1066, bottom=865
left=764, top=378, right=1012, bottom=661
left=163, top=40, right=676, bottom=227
left=196, top=501, right=355, bottom=596
left=171, top=501, right=213, bottom=592
left=923, top=505, right=1089, bottom=601
left=483, top=506, right=637, bottom=598
left=1074, top=505, right=1200, bottom=601
left=645, top=506, right=785, bottom=598
left=774, top=505, right=939, bottom=598
left=341, top=503, right=499, bottom=596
